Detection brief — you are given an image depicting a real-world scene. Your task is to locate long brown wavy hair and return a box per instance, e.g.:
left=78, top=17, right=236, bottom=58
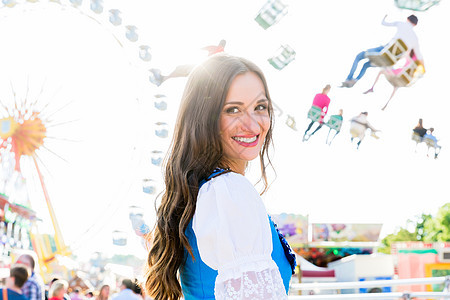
left=145, top=54, right=274, bottom=300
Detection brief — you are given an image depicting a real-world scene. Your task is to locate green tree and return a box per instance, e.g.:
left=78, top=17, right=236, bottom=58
left=413, top=213, right=433, bottom=241
left=378, top=212, right=434, bottom=254
left=423, top=203, right=450, bottom=242
left=378, top=228, right=417, bottom=254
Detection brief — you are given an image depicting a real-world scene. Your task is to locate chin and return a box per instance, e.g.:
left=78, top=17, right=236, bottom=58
left=238, top=152, right=260, bottom=162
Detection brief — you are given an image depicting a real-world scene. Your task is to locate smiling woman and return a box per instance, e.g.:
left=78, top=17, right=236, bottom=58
left=145, top=54, right=296, bottom=300
left=220, top=72, right=271, bottom=174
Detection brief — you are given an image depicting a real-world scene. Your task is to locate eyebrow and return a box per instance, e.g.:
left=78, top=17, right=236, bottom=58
left=223, top=99, right=269, bottom=105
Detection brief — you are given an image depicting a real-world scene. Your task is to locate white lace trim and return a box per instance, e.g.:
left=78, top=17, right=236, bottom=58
left=218, top=254, right=271, bottom=278
left=214, top=266, right=287, bottom=300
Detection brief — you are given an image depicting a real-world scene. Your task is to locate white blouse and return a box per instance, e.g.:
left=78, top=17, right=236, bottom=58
left=193, top=172, right=287, bottom=299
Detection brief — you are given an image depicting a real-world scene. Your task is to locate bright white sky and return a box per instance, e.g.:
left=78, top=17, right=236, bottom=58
left=0, top=0, right=448, bottom=261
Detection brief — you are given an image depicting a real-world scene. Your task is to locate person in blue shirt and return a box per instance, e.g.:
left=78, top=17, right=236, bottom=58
left=16, top=254, right=44, bottom=300
left=423, top=127, right=441, bottom=159
left=145, top=54, right=295, bottom=300
left=0, top=265, right=29, bottom=300
left=111, top=279, right=140, bottom=300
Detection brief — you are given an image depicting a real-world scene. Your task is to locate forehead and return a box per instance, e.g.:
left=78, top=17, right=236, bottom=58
left=225, top=72, right=266, bottom=103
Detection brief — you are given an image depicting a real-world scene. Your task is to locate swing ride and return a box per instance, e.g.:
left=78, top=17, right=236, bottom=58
left=366, top=38, right=426, bottom=110
left=411, top=132, right=442, bottom=159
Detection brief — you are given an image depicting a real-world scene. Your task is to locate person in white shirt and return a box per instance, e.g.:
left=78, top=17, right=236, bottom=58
left=342, top=14, right=423, bottom=88
left=350, top=112, right=380, bottom=149
left=111, top=280, right=140, bottom=300
left=145, top=54, right=295, bottom=300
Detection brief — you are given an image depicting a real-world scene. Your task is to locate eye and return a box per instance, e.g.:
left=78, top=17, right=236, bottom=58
left=255, top=104, right=268, bottom=111
left=225, top=106, right=240, bottom=114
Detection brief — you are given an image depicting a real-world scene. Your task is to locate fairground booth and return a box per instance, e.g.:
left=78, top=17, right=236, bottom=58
left=272, top=215, right=384, bottom=268
left=0, top=191, right=36, bottom=277
left=392, top=241, right=450, bottom=292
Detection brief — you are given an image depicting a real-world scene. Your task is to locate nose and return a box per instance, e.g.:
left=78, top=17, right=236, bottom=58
left=238, top=110, right=261, bottom=133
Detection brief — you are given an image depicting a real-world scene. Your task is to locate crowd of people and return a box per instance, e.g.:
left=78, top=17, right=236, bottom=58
left=0, top=254, right=148, bottom=300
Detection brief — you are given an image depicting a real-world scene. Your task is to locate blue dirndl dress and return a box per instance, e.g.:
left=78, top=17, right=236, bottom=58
left=179, top=169, right=296, bottom=299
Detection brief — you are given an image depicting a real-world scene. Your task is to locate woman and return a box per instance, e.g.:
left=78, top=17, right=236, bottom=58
left=145, top=54, right=296, bottom=300
left=47, top=280, right=68, bottom=300
left=303, top=84, right=331, bottom=141
left=96, top=285, right=110, bottom=300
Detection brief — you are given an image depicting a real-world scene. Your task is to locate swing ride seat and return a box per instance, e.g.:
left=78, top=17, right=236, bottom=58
left=423, top=137, right=438, bottom=149
left=394, top=0, right=441, bottom=12
left=325, top=116, right=343, bottom=131
left=255, top=11, right=277, bottom=30
left=385, top=61, right=419, bottom=87
left=307, top=106, right=322, bottom=122
left=411, top=132, right=423, bottom=144
left=366, top=39, right=408, bottom=67
left=268, top=57, right=286, bottom=70
left=285, top=115, right=297, bottom=131
left=268, top=44, right=296, bottom=70
left=255, top=0, right=288, bottom=30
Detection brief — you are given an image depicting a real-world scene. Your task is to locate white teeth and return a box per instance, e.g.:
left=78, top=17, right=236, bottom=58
left=233, top=136, right=257, bottom=143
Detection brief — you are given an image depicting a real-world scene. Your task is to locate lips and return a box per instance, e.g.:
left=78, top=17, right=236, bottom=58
left=232, top=135, right=259, bottom=147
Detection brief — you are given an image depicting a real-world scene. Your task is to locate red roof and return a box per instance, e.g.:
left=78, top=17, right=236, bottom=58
left=0, top=194, right=37, bottom=220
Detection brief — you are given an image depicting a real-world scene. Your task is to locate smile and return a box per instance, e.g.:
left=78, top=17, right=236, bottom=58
left=232, top=135, right=259, bottom=146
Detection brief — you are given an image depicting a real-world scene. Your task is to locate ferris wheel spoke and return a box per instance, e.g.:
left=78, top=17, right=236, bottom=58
left=0, top=101, right=11, bottom=116
left=32, top=153, right=54, bottom=180
left=21, top=75, right=30, bottom=110
left=40, top=145, right=69, bottom=164
left=45, top=118, right=81, bottom=129
left=37, top=84, right=64, bottom=116
left=44, top=136, right=81, bottom=143
left=40, top=99, right=76, bottom=122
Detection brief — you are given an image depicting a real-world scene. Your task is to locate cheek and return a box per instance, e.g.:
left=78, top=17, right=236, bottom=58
left=219, top=116, right=233, bottom=137
left=259, top=115, right=270, bottom=135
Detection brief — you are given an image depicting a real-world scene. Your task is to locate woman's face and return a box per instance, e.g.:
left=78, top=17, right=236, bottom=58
left=219, top=72, right=270, bottom=173
left=57, top=288, right=66, bottom=299
left=102, top=286, right=110, bottom=296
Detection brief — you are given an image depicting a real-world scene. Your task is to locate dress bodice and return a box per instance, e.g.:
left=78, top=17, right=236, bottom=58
left=179, top=170, right=295, bottom=299
left=180, top=218, right=292, bottom=299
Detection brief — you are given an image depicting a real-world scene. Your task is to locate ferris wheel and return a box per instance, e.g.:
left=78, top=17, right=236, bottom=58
left=0, top=0, right=172, bottom=274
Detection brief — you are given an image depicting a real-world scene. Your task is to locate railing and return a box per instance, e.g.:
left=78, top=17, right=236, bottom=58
left=288, top=276, right=450, bottom=299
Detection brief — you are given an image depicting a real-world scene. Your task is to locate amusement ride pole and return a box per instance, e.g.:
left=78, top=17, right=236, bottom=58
left=32, top=154, right=70, bottom=257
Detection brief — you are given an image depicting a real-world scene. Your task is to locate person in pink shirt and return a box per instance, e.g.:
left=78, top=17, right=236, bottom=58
left=303, top=85, right=331, bottom=142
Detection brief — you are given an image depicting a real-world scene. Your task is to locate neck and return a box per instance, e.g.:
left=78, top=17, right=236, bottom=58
left=8, top=287, right=22, bottom=294
left=227, top=161, right=246, bottom=175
